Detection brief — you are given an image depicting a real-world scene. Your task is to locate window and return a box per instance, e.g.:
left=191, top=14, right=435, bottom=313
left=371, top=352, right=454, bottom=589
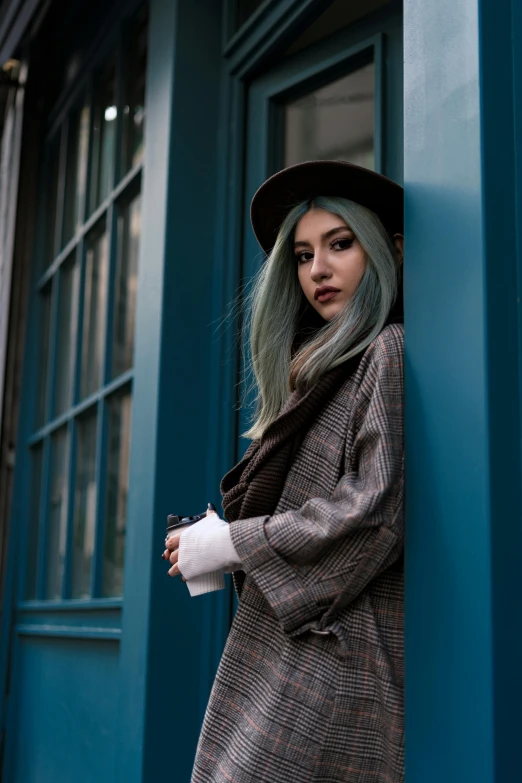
left=284, top=62, right=375, bottom=168
left=26, top=10, right=147, bottom=602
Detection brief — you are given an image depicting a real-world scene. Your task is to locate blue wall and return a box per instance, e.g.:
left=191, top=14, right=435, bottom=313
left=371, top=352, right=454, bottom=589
left=404, top=0, right=522, bottom=780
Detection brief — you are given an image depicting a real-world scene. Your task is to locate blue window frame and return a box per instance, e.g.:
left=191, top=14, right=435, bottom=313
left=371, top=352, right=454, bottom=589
left=23, top=8, right=147, bottom=604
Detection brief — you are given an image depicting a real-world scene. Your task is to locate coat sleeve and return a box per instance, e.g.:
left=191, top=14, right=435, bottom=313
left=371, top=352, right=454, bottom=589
left=229, top=327, right=404, bottom=637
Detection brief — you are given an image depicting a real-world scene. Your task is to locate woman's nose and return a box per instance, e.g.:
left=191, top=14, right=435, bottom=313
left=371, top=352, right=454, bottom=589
left=310, top=252, right=331, bottom=282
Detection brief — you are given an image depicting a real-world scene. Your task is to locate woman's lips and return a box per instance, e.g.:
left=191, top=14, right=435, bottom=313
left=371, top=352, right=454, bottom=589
left=315, top=288, right=340, bottom=303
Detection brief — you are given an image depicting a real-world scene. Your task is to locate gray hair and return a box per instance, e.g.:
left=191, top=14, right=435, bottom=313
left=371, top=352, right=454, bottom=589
left=243, top=196, right=399, bottom=440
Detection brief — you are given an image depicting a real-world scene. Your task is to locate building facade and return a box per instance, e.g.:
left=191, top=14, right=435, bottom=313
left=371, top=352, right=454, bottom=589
left=0, top=0, right=521, bottom=781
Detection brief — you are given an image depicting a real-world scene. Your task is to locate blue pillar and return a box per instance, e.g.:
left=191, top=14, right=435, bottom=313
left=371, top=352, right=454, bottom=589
left=115, top=1, right=226, bottom=781
left=404, top=0, right=522, bottom=780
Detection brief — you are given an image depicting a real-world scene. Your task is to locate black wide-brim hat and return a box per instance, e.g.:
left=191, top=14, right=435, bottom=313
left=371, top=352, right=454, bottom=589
left=250, top=160, right=404, bottom=254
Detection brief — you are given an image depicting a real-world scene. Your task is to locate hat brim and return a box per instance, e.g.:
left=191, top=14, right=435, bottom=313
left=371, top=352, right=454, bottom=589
left=250, top=160, right=404, bottom=254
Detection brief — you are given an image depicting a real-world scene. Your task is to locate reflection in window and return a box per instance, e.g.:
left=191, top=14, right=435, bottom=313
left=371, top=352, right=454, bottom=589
left=36, top=286, right=52, bottom=427
left=112, top=195, right=141, bottom=378
left=81, top=228, right=109, bottom=398
left=284, top=62, right=375, bottom=169
left=103, top=391, right=132, bottom=596
left=63, top=102, right=90, bottom=245
left=45, top=134, right=61, bottom=264
left=72, top=412, right=98, bottom=598
left=90, top=62, right=117, bottom=212
left=54, top=256, right=79, bottom=415
left=45, top=428, right=69, bottom=599
left=122, top=18, right=147, bottom=173
left=25, top=445, right=43, bottom=599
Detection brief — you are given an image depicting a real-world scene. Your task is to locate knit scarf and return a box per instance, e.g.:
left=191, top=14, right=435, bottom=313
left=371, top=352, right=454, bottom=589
left=221, top=354, right=362, bottom=524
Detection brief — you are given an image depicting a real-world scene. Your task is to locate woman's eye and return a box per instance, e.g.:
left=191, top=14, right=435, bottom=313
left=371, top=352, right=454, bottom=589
left=296, top=251, right=313, bottom=263
left=333, top=237, right=354, bottom=251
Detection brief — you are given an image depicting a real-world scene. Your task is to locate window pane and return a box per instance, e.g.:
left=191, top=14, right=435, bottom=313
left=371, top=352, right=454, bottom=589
left=72, top=412, right=98, bottom=598
left=35, top=286, right=52, bottom=428
left=25, top=444, right=43, bottom=599
left=45, top=427, right=69, bottom=599
left=45, top=134, right=61, bottom=264
left=112, top=194, right=141, bottom=377
left=63, top=102, right=90, bottom=245
left=81, top=228, right=109, bottom=398
left=54, top=255, right=79, bottom=415
left=102, top=391, right=132, bottom=596
left=284, top=63, right=375, bottom=168
left=89, top=62, right=117, bottom=212
left=122, top=19, right=147, bottom=173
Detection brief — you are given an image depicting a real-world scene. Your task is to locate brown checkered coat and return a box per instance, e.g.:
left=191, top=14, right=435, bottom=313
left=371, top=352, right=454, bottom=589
left=191, top=323, right=404, bottom=783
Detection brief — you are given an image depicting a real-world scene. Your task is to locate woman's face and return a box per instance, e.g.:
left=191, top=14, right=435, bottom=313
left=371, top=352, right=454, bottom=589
left=294, top=208, right=367, bottom=322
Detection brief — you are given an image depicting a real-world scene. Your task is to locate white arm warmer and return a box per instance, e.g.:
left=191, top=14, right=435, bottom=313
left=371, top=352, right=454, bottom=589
left=178, top=513, right=243, bottom=597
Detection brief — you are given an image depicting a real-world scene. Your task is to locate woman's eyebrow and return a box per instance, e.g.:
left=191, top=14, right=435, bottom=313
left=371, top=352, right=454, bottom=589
left=294, top=225, right=351, bottom=248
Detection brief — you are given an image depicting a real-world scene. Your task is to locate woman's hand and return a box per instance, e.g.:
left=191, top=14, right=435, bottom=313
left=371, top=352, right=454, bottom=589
left=163, top=508, right=217, bottom=578
left=164, top=530, right=184, bottom=578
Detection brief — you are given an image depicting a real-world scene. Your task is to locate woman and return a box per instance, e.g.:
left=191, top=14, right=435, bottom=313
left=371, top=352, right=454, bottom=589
left=165, top=160, right=404, bottom=782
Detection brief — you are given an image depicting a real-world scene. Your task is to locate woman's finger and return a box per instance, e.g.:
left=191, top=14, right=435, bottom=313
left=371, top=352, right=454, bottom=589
left=169, top=549, right=178, bottom=565
left=165, top=533, right=181, bottom=551
left=168, top=562, right=180, bottom=577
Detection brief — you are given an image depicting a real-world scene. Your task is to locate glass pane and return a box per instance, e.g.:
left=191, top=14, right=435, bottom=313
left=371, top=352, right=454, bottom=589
left=63, top=102, right=90, bottom=245
left=25, top=444, right=43, bottom=599
left=36, top=286, right=52, bottom=427
left=72, top=412, right=98, bottom=598
left=284, top=62, right=375, bottom=169
left=54, top=255, right=79, bottom=415
left=81, top=228, right=109, bottom=398
left=122, top=19, right=147, bottom=173
left=102, top=391, right=132, bottom=596
left=90, top=62, right=117, bottom=212
left=45, top=427, right=69, bottom=599
left=112, top=194, right=141, bottom=377
left=45, top=134, right=61, bottom=264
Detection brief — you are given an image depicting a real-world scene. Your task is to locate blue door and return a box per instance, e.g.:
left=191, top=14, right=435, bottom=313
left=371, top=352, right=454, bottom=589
left=0, top=6, right=148, bottom=780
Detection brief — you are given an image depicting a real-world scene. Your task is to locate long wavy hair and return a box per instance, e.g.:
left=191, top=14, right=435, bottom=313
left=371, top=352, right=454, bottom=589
left=243, top=196, right=399, bottom=440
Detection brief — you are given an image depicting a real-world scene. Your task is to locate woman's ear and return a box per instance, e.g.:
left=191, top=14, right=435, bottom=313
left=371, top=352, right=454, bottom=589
left=393, top=233, right=404, bottom=265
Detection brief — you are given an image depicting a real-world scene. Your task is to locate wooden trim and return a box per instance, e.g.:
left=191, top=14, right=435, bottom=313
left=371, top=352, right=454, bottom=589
left=16, top=623, right=121, bottom=640
left=27, top=370, right=133, bottom=446
left=224, top=0, right=332, bottom=76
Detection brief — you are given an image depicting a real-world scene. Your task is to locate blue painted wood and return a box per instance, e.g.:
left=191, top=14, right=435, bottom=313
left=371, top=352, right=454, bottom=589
left=225, top=0, right=331, bottom=76
left=15, top=624, right=121, bottom=640
left=4, top=636, right=120, bottom=782
left=402, top=0, right=522, bottom=779
left=27, top=368, right=134, bottom=446
left=202, top=70, right=246, bottom=695
left=18, top=598, right=122, bottom=611
left=115, top=2, right=225, bottom=781
left=0, top=234, right=44, bottom=736
left=477, top=1, right=522, bottom=780
left=0, top=2, right=146, bottom=783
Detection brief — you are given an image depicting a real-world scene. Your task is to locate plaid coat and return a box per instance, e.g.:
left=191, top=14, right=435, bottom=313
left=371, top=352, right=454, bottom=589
left=191, top=323, right=404, bottom=783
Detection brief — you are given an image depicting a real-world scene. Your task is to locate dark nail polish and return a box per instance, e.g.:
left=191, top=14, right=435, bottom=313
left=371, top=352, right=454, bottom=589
left=208, top=502, right=217, bottom=512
